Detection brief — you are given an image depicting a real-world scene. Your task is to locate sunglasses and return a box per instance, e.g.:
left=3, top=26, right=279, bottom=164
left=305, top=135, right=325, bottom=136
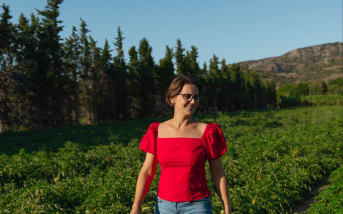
left=178, top=93, right=200, bottom=102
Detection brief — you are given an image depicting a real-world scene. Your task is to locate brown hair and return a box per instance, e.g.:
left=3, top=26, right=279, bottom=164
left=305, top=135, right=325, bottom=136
left=165, top=75, right=202, bottom=107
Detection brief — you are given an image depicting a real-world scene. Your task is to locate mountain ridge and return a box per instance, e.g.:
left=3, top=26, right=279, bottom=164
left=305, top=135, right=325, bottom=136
left=237, top=42, right=343, bottom=84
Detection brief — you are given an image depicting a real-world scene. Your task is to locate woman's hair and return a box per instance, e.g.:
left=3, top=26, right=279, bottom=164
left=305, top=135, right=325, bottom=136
left=165, top=75, right=202, bottom=107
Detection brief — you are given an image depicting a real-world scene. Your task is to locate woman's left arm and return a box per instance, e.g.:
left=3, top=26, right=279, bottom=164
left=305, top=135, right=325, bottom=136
left=209, top=158, right=232, bottom=214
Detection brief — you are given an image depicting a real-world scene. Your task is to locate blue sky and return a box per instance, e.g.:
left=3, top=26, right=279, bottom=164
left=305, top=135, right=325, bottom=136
left=2, top=0, right=342, bottom=65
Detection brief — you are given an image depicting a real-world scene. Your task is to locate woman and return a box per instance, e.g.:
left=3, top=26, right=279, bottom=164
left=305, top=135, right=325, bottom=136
left=130, top=75, right=232, bottom=214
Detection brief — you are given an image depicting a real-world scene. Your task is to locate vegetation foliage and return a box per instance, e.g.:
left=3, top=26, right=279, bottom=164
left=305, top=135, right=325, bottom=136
left=307, top=167, right=343, bottom=213
left=0, top=105, right=342, bottom=213
left=0, top=2, right=342, bottom=212
left=1, top=1, right=342, bottom=132
left=0, top=0, right=276, bottom=131
left=276, top=80, right=343, bottom=108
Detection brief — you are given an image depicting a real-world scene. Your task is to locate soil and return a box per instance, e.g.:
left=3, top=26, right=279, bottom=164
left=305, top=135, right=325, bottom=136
left=292, top=176, right=329, bottom=213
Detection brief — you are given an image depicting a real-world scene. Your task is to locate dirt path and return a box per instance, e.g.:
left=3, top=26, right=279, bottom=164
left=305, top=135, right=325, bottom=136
left=292, top=176, right=329, bottom=213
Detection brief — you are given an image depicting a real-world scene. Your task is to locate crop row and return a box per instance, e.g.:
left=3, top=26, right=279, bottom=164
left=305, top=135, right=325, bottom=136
left=0, top=105, right=342, bottom=213
left=0, top=141, right=146, bottom=213
left=210, top=106, right=343, bottom=213
left=306, top=166, right=343, bottom=214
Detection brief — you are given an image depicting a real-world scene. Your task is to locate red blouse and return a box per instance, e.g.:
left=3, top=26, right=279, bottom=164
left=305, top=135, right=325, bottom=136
left=139, top=122, right=227, bottom=202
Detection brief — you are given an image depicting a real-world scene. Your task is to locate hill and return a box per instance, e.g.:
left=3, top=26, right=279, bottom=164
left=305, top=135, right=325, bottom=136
left=238, top=42, right=343, bottom=84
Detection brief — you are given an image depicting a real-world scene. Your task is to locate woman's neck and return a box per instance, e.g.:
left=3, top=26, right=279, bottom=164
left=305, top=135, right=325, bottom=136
left=170, top=115, right=195, bottom=128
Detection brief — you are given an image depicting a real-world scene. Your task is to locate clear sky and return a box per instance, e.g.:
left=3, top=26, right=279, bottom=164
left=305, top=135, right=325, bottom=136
left=2, top=0, right=342, bottom=65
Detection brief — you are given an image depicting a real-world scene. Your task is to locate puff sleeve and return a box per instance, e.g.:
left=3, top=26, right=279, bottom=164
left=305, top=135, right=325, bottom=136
left=139, top=122, right=158, bottom=155
left=202, top=123, right=228, bottom=160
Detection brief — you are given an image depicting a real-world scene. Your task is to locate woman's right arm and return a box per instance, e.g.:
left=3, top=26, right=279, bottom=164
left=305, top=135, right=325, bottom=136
left=130, top=152, right=158, bottom=214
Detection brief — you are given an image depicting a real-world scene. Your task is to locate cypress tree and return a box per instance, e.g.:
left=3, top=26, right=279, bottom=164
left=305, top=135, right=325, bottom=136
left=89, top=36, right=102, bottom=123
left=263, top=80, right=276, bottom=107
left=34, top=0, right=69, bottom=127
left=156, top=45, right=175, bottom=116
left=248, top=72, right=263, bottom=109
left=102, top=39, right=112, bottom=70
left=207, top=55, right=220, bottom=112
left=202, top=62, right=208, bottom=77
left=175, top=39, right=186, bottom=75
left=78, top=18, right=93, bottom=124
left=63, top=26, right=81, bottom=124
left=127, top=46, right=140, bottom=118
left=97, top=39, right=113, bottom=121
left=220, top=59, right=233, bottom=112
left=196, top=62, right=209, bottom=113
left=229, top=63, right=244, bottom=110
left=113, top=26, right=128, bottom=120
left=0, top=4, right=14, bottom=61
left=184, top=46, right=200, bottom=78
left=0, top=4, right=16, bottom=131
left=157, top=45, right=175, bottom=90
left=138, top=38, right=156, bottom=117
left=14, top=13, right=41, bottom=128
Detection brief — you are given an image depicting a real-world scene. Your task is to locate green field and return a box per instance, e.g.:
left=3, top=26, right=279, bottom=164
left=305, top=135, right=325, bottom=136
left=306, top=166, right=343, bottom=213
left=0, top=105, right=342, bottom=213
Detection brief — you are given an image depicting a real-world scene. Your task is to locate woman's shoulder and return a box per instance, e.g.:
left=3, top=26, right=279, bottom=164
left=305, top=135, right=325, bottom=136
left=202, top=122, right=223, bottom=136
left=157, top=120, right=171, bottom=132
left=205, top=122, right=221, bottom=128
left=144, top=122, right=160, bottom=134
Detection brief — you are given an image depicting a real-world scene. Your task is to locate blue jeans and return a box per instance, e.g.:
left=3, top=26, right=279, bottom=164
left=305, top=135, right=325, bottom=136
left=154, top=196, right=213, bottom=214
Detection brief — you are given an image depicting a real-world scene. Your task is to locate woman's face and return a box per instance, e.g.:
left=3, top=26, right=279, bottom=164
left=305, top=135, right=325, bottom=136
left=171, top=84, right=200, bottom=116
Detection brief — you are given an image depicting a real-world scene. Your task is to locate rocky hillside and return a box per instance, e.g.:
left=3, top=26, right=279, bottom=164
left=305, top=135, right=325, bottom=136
left=238, top=42, right=343, bottom=84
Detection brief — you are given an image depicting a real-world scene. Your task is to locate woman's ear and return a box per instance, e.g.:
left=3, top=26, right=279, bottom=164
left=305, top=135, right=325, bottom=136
left=170, top=97, right=175, bottom=105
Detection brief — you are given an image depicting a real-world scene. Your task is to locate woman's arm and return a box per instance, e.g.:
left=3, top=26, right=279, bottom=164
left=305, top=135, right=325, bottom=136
left=209, top=158, right=232, bottom=214
left=130, top=153, right=158, bottom=214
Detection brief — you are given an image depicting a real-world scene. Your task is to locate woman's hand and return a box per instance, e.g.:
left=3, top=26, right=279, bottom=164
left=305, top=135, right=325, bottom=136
left=130, top=204, right=141, bottom=214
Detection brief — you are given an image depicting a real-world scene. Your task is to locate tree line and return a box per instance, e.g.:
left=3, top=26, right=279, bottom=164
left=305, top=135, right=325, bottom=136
left=0, top=0, right=276, bottom=131
left=277, top=79, right=343, bottom=97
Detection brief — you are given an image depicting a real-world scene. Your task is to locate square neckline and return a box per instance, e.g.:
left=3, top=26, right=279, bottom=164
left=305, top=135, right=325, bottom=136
left=156, top=122, right=209, bottom=140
